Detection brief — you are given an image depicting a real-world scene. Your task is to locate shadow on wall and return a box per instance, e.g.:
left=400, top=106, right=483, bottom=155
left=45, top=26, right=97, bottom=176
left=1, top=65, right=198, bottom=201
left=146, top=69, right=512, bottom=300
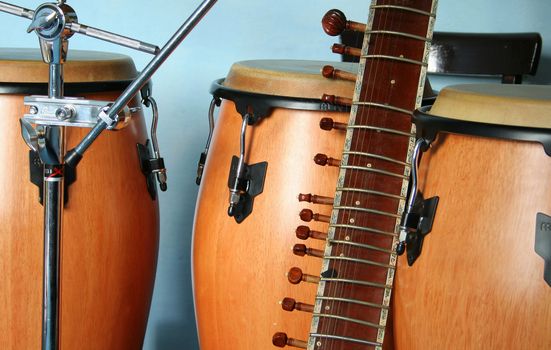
left=529, top=54, right=551, bottom=84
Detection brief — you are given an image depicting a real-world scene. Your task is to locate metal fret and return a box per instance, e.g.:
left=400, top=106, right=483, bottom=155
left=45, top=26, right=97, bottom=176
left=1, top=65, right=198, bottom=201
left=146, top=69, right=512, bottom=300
left=334, top=205, right=401, bottom=219
left=366, top=30, right=431, bottom=42
left=343, top=151, right=410, bottom=166
left=310, top=333, right=382, bottom=347
left=316, top=296, right=389, bottom=310
left=347, top=124, right=414, bottom=138
left=329, top=223, right=397, bottom=237
left=352, top=101, right=413, bottom=115
left=362, top=54, right=427, bottom=66
left=370, top=4, right=436, bottom=17
left=329, top=239, right=394, bottom=254
left=324, top=255, right=394, bottom=269
left=313, top=313, right=384, bottom=329
left=337, top=187, right=406, bottom=200
left=340, top=165, right=408, bottom=179
left=321, top=277, right=391, bottom=289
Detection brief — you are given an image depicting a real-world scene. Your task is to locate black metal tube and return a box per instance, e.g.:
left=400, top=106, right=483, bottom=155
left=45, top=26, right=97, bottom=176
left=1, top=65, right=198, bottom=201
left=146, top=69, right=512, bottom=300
left=42, top=174, right=63, bottom=350
left=65, top=0, right=217, bottom=167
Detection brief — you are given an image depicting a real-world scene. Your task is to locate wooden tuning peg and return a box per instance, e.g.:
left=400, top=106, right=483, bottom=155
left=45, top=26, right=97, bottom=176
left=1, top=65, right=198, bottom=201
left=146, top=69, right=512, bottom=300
left=322, top=65, right=356, bottom=82
left=321, top=93, right=352, bottom=107
left=281, top=297, right=315, bottom=313
left=272, top=332, right=308, bottom=348
left=320, top=117, right=347, bottom=131
left=332, top=43, right=362, bottom=57
left=299, top=209, right=330, bottom=223
left=295, top=226, right=328, bottom=241
left=287, top=267, right=320, bottom=284
left=322, top=9, right=367, bottom=36
left=314, top=153, right=340, bottom=167
left=293, top=244, right=324, bottom=258
left=298, top=193, right=334, bottom=205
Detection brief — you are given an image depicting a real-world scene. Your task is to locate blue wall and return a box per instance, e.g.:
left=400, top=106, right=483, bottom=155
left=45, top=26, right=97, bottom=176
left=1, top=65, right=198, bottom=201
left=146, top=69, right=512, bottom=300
left=1, top=1, right=549, bottom=349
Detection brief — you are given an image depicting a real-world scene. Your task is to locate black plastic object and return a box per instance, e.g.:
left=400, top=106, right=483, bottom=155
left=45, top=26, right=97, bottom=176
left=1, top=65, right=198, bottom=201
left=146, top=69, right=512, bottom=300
left=29, top=150, right=76, bottom=205
left=226, top=155, right=267, bottom=223
left=535, top=213, right=551, bottom=287
left=136, top=140, right=159, bottom=200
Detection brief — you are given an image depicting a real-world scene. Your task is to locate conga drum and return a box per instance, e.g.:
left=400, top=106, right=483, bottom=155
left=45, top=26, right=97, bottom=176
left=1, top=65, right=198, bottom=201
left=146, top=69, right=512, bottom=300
left=393, top=84, right=551, bottom=349
left=192, top=60, right=355, bottom=349
left=0, top=49, right=159, bottom=349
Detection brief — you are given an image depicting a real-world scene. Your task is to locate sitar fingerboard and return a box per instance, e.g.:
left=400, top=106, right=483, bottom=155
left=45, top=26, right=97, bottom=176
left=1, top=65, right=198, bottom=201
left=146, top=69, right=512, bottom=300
left=308, top=1, right=437, bottom=349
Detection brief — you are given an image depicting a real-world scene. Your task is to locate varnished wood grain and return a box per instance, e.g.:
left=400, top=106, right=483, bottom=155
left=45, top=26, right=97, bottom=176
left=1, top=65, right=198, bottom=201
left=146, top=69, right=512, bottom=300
left=394, top=85, right=551, bottom=349
left=193, top=59, right=353, bottom=349
left=0, top=51, right=158, bottom=350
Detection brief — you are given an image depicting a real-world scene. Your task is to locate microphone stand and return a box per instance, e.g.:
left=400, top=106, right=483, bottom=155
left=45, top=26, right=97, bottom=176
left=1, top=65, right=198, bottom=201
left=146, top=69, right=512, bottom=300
left=0, top=1, right=217, bottom=349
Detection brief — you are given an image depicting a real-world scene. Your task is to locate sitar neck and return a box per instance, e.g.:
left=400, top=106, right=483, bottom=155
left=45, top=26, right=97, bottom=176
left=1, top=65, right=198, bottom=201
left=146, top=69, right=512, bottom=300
left=309, top=1, right=437, bottom=349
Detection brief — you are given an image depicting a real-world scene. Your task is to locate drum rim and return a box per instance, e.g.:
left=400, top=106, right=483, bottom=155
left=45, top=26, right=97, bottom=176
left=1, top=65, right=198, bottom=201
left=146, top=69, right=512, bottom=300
left=0, top=80, right=134, bottom=95
left=210, top=78, right=350, bottom=122
left=414, top=105, right=551, bottom=157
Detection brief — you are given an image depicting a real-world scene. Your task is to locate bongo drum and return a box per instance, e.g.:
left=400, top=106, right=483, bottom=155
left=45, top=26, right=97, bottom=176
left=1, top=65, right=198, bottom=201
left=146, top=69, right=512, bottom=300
left=393, top=84, right=551, bottom=349
left=192, top=60, right=355, bottom=349
left=0, top=49, right=159, bottom=349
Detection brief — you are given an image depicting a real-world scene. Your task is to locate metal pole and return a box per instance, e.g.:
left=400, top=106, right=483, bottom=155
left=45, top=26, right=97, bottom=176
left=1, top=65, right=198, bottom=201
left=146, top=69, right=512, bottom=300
left=65, top=0, right=217, bottom=167
left=41, top=37, right=66, bottom=350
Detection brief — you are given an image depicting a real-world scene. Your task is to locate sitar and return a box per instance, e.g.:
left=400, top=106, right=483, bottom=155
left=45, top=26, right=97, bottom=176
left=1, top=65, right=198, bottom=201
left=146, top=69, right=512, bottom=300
left=273, top=0, right=438, bottom=348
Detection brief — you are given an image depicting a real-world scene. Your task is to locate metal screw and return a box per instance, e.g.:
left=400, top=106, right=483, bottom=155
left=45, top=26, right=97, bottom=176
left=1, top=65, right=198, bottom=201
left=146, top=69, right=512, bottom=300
left=29, top=105, right=39, bottom=114
left=55, top=105, right=75, bottom=120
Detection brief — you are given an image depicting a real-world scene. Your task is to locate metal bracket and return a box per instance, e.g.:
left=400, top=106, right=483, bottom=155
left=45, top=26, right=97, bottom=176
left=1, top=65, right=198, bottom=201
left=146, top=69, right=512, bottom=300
left=227, top=155, right=267, bottom=223
left=29, top=150, right=76, bottom=205
left=397, top=194, right=439, bottom=266
left=23, top=95, right=135, bottom=129
left=137, top=140, right=160, bottom=200
left=535, top=213, right=551, bottom=287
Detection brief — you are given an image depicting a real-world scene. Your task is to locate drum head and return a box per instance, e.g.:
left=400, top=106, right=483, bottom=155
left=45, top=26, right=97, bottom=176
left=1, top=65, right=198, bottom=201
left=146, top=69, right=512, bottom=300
left=223, top=59, right=356, bottom=99
left=0, top=48, right=137, bottom=83
left=431, top=83, right=551, bottom=128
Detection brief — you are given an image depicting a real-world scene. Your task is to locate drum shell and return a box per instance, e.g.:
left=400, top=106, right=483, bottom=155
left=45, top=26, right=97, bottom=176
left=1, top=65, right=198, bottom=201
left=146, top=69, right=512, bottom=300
left=393, top=132, right=551, bottom=349
left=0, top=87, right=159, bottom=349
left=193, top=98, right=347, bottom=349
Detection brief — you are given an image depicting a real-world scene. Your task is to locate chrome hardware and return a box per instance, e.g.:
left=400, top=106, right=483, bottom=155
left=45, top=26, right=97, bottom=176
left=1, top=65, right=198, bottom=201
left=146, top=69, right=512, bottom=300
left=397, top=138, right=439, bottom=265
left=196, top=97, right=219, bottom=185
left=23, top=96, right=135, bottom=128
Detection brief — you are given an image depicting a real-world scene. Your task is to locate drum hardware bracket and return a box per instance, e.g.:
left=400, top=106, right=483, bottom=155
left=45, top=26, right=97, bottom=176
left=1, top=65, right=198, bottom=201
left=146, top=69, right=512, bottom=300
left=196, top=97, right=221, bottom=185
left=139, top=83, right=168, bottom=193
left=535, top=213, right=551, bottom=287
left=227, top=113, right=268, bottom=223
left=397, top=138, right=439, bottom=265
left=227, top=155, right=268, bottom=223
left=23, top=95, right=135, bottom=129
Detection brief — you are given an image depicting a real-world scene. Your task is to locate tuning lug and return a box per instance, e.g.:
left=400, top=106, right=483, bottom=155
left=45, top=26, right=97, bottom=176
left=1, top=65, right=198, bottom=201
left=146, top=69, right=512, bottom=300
left=321, top=9, right=366, bottom=36
left=332, top=43, right=361, bottom=58
left=298, top=193, right=334, bottom=205
left=320, top=117, right=347, bottom=131
left=272, top=332, right=308, bottom=348
left=322, top=65, right=356, bottom=82
left=296, top=226, right=328, bottom=241
left=293, top=244, right=324, bottom=258
left=314, top=153, right=340, bottom=167
left=287, top=267, right=320, bottom=284
left=281, top=297, right=315, bottom=313
left=299, top=209, right=330, bottom=223
left=321, top=93, right=352, bottom=107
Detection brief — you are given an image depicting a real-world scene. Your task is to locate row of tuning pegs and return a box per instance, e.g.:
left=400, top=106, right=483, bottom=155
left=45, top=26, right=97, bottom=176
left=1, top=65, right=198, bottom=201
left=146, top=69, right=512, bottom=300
left=272, top=8, right=360, bottom=348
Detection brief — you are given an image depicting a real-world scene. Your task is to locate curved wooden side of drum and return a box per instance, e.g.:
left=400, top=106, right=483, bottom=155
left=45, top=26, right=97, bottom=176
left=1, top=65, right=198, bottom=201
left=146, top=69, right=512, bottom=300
left=0, top=92, right=159, bottom=350
left=394, top=133, right=551, bottom=349
left=193, top=100, right=347, bottom=349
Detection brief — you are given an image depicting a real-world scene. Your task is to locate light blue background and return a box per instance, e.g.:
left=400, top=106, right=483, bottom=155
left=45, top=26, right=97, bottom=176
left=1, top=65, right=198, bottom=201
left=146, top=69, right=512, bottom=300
left=1, top=1, right=549, bottom=349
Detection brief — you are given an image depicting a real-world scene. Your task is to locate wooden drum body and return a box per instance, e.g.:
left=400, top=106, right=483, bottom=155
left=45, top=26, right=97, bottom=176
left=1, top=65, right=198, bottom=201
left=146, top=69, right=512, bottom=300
left=0, top=49, right=159, bottom=349
left=394, top=84, right=551, bottom=349
left=193, top=60, right=355, bottom=349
